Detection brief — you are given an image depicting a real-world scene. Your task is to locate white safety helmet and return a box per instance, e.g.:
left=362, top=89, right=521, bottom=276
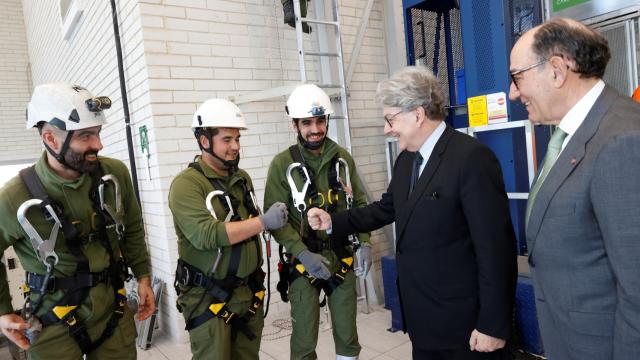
left=191, top=98, right=247, bottom=130
left=285, top=84, right=334, bottom=119
left=26, top=83, right=110, bottom=131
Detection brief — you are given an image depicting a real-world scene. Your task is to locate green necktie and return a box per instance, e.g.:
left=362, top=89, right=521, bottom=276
left=525, top=128, right=568, bottom=227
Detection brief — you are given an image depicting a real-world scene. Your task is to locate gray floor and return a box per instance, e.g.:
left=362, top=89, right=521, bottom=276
left=137, top=305, right=412, bottom=360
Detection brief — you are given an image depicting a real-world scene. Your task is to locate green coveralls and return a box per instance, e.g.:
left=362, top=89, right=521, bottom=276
left=169, top=156, right=264, bottom=360
left=282, top=0, right=308, bottom=17
left=0, top=152, right=150, bottom=360
left=264, top=139, right=369, bottom=360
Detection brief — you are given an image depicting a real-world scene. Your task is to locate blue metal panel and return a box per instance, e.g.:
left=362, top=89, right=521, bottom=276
left=475, top=128, right=529, bottom=193
left=510, top=199, right=527, bottom=255
left=460, top=0, right=506, bottom=96
left=515, top=276, right=545, bottom=355
left=404, top=7, right=415, bottom=65
left=475, top=127, right=530, bottom=255
left=459, top=0, right=524, bottom=122
left=381, top=255, right=403, bottom=331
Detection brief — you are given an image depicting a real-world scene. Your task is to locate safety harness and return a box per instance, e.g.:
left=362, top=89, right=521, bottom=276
left=17, top=165, right=130, bottom=354
left=173, top=161, right=266, bottom=341
left=277, top=145, right=360, bottom=302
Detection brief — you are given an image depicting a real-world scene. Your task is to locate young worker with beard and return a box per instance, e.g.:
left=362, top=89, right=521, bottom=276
left=264, top=84, right=371, bottom=360
left=169, top=98, right=288, bottom=360
left=0, top=83, right=155, bottom=359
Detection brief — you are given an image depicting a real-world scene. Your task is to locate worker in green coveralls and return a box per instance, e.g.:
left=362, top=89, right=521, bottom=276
left=169, top=98, right=288, bottom=360
left=265, top=84, right=372, bottom=360
left=282, top=0, right=311, bottom=33
left=0, top=82, right=155, bottom=360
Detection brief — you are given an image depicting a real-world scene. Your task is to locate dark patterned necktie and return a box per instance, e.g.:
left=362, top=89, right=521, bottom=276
left=410, top=151, right=423, bottom=194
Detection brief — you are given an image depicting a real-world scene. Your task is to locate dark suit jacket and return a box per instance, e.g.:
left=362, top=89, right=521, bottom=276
left=526, top=85, right=640, bottom=360
left=332, top=124, right=517, bottom=350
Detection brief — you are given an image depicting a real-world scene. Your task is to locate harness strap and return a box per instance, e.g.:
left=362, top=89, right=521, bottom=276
left=177, top=259, right=265, bottom=339
left=27, top=270, right=111, bottom=294
left=289, top=256, right=354, bottom=296
left=188, top=161, right=262, bottom=275
left=19, top=165, right=128, bottom=355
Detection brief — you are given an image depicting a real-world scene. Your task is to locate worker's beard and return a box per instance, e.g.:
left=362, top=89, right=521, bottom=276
left=64, top=148, right=101, bottom=174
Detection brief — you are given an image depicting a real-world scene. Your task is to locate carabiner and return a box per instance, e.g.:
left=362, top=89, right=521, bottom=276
left=336, top=158, right=353, bottom=209
left=99, top=174, right=125, bottom=236
left=249, top=191, right=271, bottom=258
left=205, top=190, right=235, bottom=223
left=205, top=190, right=235, bottom=273
left=17, top=199, right=60, bottom=267
left=286, top=162, right=311, bottom=213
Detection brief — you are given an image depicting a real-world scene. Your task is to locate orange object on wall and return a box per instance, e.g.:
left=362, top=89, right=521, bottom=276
left=633, top=86, right=640, bottom=102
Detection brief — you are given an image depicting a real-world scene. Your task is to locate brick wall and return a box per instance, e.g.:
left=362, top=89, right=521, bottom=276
left=0, top=0, right=40, bottom=164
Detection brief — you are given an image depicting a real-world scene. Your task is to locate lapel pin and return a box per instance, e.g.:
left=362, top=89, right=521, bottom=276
left=570, top=158, right=577, bottom=165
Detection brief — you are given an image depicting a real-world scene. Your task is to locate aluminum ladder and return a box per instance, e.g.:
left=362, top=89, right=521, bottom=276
left=292, top=0, right=372, bottom=314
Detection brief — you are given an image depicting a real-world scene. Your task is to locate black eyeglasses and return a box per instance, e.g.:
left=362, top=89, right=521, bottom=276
left=510, top=59, right=548, bottom=90
left=384, top=109, right=405, bottom=127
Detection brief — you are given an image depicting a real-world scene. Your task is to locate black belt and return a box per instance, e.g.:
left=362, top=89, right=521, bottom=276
left=27, top=270, right=112, bottom=294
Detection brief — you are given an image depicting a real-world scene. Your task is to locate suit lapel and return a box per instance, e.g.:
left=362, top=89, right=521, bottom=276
left=526, top=86, right=618, bottom=255
left=396, top=125, right=453, bottom=243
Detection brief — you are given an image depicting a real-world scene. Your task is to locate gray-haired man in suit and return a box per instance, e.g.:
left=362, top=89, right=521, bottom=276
left=510, top=17, right=640, bottom=360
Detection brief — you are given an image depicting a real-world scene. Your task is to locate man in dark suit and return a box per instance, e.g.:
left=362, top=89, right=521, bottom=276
left=308, top=66, right=517, bottom=359
left=510, top=18, right=640, bottom=359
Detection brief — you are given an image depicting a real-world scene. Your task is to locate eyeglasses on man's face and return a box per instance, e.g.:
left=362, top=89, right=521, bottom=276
left=384, top=109, right=406, bottom=127
left=510, top=59, right=548, bottom=90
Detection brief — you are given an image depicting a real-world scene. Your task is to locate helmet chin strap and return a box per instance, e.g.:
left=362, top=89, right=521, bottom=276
left=296, top=115, right=329, bottom=150
left=297, top=132, right=325, bottom=150
left=197, top=128, right=239, bottom=172
left=43, top=130, right=84, bottom=173
left=210, top=150, right=240, bottom=172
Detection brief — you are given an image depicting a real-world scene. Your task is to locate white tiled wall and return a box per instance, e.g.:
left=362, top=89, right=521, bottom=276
left=0, top=0, right=40, bottom=164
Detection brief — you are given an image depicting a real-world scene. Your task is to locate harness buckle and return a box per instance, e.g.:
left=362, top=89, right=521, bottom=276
left=179, top=264, right=190, bottom=286
left=193, top=272, right=204, bottom=287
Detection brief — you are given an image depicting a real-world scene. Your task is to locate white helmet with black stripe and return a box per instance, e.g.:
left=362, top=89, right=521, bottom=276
left=26, top=83, right=110, bottom=131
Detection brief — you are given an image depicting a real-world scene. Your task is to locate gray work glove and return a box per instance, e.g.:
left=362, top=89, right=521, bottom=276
left=356, top=244, right=373, bottom=277
left=259, top=202, right=288, bottom=230
left=297, top=249, right=331, bottom=280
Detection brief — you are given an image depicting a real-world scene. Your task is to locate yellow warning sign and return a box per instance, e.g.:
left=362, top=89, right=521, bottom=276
left=467, top=95, right=488, bottom=127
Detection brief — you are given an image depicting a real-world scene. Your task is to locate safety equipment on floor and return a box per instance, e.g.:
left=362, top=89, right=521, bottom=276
left=17, top=165, right=130, bottom=354
left=354, top=245, right=372, bottom=277
left=285, top=84, right=334, bottom=119
left=176, top=161, right=265, bottom=340
left=191, top=98, right=247, bottom=130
